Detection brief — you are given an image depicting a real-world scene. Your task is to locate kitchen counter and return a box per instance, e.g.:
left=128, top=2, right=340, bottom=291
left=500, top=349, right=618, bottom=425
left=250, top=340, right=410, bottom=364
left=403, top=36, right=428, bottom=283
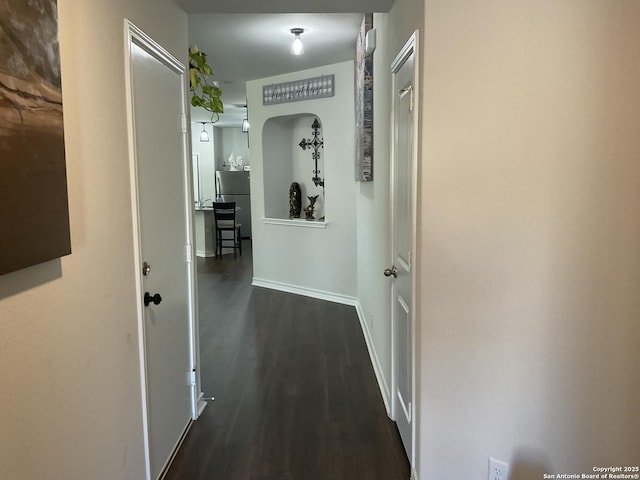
left=194, top=209, right=215, bottom=257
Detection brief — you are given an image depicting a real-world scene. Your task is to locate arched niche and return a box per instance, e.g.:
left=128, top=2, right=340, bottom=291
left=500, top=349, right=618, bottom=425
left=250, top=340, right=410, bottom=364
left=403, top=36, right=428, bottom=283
left=262, top=113, right=325, bottom=221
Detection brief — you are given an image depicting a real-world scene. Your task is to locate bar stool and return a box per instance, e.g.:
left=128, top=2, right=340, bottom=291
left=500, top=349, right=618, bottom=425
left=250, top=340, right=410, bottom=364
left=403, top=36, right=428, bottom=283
left=212, top=202, right=242, bottom=258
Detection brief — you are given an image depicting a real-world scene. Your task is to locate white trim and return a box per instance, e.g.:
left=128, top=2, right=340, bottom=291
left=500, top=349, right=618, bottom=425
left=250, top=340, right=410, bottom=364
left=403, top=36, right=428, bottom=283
left=397, top=256, right=411, bottom=274
left=389, top=30, right=420, bottom=470
left=124, top=19, right=198, bottom=480
left=390, top=31, right=417, bottom=73
left=408, top=31, right=420, bottom=476
left=354, top=301, right=391, bottom=415
left=123, top=21, right=151, bottom=480
left=262, top=217, right=328, bottom=229
left=252, top=277, right=356, bottom=306
left=196, top=249, right=217, bottom=258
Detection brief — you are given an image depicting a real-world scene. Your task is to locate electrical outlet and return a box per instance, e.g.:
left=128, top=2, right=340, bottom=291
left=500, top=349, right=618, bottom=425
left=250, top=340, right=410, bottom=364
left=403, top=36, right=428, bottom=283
left=489, top=457, right=509, bottom=480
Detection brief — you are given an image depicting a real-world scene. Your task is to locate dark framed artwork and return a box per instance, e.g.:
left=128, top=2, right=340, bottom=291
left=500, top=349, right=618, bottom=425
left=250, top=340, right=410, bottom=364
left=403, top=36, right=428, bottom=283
left=0, top=0, right=71, bottom=275
left=355, top=13, right=374, bottom=182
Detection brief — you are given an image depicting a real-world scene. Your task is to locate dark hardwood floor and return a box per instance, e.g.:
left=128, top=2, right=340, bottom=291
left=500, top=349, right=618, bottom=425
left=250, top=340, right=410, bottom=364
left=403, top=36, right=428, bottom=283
left=165, top=240, right=409, bottom=480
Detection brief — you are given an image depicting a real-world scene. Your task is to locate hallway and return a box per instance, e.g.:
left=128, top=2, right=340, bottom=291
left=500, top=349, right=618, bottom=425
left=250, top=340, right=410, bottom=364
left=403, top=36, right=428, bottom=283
left=164, top=243, right=410, bottom=479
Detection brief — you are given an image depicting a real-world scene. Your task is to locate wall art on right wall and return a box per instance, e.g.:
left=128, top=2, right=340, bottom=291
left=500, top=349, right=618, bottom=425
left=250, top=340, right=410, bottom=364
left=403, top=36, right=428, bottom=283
left=355, top=12, right=374, bottom=182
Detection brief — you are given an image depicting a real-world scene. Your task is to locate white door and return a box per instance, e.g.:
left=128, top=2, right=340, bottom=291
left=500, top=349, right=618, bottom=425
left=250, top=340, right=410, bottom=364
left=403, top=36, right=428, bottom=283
left=388, top=32, right=419, bottom=465
left=125, top=23, right=196, bottom=480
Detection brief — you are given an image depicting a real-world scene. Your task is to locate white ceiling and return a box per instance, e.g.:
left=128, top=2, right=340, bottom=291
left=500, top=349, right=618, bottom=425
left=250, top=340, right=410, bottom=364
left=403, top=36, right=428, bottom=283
left=188, top=13, right=365, bottom=126
left=183, top=0, right=396, bottom=126
left=177, top=0, right=394, bottom=14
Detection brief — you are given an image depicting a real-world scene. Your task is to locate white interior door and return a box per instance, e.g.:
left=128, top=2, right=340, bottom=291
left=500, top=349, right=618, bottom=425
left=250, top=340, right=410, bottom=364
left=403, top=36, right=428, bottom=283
left=126, top=23, right=195, bottom=480
left=389, top=32, right=419, bottom=466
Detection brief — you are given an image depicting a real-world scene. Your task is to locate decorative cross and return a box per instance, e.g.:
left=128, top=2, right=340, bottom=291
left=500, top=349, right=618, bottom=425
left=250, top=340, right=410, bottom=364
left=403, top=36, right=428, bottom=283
left=298, top=118, right=325, bottom=188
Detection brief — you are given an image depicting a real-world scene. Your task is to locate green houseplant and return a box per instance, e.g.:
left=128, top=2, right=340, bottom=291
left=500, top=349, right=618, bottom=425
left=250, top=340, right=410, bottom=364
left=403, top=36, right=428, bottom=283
left=189, top=46, right=224, bottom=122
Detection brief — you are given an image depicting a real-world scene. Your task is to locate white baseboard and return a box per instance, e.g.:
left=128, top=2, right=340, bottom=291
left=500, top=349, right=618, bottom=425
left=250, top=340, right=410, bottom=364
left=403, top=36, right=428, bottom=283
left=251, top=277, right=358, bottom=306
left=355, top=301, right=391, bottom=415
left=196, top=249, right=216, bottom=258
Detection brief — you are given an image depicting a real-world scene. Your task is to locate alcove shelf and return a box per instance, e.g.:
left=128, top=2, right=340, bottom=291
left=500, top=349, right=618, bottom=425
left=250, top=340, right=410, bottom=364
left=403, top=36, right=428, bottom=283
left=262, top=113, right=326, bottom=222
left=262, top=217, right=328, bottom=229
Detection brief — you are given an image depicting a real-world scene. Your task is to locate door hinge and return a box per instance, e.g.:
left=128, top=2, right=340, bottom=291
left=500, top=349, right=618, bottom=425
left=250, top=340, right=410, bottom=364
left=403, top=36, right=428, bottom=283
left=399, top=85, right=414, bottom=111
left=180, top=113, right=188, bottom=134
left=185, top=244, right=193, bottom=263
left=188, top=368, right=196, bottom=386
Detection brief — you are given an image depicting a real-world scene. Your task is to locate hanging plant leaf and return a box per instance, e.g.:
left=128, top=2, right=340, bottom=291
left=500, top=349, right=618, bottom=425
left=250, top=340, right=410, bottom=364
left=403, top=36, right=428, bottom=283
left=189, top=46, right=224, bottom=122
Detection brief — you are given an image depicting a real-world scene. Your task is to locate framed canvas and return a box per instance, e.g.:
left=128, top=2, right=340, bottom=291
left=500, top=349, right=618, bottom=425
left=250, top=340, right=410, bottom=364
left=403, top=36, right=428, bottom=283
left=355, top=13, right=374, bottom=182
left=0, top=0, right=71, bottom=275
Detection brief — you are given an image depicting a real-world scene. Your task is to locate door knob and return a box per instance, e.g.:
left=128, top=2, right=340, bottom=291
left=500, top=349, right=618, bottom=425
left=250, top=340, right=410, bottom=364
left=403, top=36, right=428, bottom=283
left=144, top=292, right=162, bottom=307
left=384, top=266, right=398, bottom=278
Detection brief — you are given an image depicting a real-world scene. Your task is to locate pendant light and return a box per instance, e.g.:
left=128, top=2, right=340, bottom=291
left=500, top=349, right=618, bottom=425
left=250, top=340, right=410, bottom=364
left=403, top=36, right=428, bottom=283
left=241, top=104, right=249, bottom=133
left=199, top=122, right=209, bottom=142
left=290, top=28, right=304, bottom=56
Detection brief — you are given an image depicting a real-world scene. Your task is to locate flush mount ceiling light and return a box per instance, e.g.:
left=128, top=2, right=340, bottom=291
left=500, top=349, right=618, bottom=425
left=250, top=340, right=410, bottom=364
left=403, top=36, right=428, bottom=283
left=199, top=122, right=209, bottom=142
left=290, top=28, right=304, bottom=56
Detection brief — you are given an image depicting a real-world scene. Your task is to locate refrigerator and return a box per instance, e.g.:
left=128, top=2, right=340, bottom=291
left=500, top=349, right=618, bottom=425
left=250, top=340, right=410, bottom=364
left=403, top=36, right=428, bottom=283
left=215, top=171, right=252, bottom=238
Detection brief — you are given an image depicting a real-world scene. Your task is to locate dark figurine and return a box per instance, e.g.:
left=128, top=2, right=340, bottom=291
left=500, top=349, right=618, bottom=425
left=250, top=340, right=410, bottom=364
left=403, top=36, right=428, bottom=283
left=304, top=194, right=319, bottom=220
left=289, top=182, right=302, bottom=218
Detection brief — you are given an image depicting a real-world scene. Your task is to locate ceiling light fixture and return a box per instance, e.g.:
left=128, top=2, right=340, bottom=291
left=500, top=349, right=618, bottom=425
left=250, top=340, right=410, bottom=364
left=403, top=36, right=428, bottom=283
left=241, top=104, right=249, bottom=133
left=290, top=28, right=304, bottom=56
left=199, top=122, right=209, bottom=142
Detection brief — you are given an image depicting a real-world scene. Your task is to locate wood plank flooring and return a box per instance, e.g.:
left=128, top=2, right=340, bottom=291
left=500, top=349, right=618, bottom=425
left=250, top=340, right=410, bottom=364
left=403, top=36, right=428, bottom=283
left=165, top=241, right=409, bottom=480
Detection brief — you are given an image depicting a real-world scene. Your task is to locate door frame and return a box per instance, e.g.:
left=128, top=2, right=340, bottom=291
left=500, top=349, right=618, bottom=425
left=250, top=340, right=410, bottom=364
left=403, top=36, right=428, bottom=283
left=123, top=20, right=202, bottom=479
left=389, top=30, right=420, bottom=471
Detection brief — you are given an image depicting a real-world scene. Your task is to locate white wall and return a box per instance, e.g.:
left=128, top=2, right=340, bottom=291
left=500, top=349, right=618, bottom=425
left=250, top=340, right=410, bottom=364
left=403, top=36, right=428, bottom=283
left=247, top=61, right=357, bottom=300
left=216, top=127, right=249, bottom=171
left=418, top=1, right=640, bottom=478
left=190, top=121, right=250, bottom=202
left=262, top=116, right=295, bottom=218
left=191, top=121, right=216, bottom=205
left=0, top=1, right=188, bottom=479
left=261, top=113, right=325, bottom=220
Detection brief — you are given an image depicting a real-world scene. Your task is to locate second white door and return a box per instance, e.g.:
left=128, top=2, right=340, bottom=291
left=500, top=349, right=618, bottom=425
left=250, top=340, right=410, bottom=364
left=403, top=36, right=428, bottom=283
left=127, top=24, right=195, bottom=480
left=389, top=32, right=419, bottom=465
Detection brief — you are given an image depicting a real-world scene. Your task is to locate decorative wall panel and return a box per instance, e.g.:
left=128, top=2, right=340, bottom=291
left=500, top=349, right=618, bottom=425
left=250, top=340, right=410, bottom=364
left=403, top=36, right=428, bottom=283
left=263, top=75, right=334, bottom=106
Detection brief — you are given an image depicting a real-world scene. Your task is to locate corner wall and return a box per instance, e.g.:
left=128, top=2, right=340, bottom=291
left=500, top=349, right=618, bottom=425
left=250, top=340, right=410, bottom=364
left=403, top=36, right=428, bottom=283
left=419, top=1, right=640, bottom=478
left=247, top=61, right=358, bottom=301
left=0, top=1, right=188, bottom=479
left=355, top=0, right=424, bottom=429
left=191, top=122, right=216, bottom=204
left=217, top=127, right=249, bottom=171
